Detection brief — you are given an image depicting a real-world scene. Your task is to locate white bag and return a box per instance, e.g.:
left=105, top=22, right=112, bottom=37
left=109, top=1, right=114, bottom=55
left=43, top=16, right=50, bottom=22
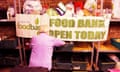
left=23, top=0, right=42, bottom=14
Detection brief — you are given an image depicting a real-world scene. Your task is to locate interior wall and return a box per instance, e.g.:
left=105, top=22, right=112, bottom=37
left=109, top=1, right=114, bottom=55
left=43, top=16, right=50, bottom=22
left=2, top=0, right=112, bottom=9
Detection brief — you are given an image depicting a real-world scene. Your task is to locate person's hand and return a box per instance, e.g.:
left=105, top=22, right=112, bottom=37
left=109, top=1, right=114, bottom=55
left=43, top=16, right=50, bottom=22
left=115, top=62, right=120, bottom=69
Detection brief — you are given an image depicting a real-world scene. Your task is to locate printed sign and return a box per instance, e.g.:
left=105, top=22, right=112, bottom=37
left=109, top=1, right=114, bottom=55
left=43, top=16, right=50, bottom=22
left=16, top=14, right=41, bottom=38
left=16, top=14, right=110, bottom=41
left=49, top=16, right=110, bottom=41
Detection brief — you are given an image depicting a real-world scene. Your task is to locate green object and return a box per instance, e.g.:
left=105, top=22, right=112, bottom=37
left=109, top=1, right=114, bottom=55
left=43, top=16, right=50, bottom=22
left=111, top=38, right=120, bottom=49
left=35, top=18, right=39, bottom=25
left=46, top=8, right=59, bottom=16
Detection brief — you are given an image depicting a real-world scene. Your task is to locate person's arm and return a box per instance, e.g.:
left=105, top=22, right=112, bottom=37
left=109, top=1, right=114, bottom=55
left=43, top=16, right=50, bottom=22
left=108, top=54, right=119, bottom=62
left=53, top=38, right=65, bottom=47
left=30, top=37, right=37, bottom=49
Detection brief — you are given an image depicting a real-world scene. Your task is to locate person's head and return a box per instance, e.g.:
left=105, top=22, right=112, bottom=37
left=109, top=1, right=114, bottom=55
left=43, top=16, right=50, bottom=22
left=37, top=13, right=50, bottom=34
left=38, top=25, right=49, bottom=34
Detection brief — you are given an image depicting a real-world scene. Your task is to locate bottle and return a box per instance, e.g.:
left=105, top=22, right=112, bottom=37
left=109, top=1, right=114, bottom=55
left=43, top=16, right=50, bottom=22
left=7, top=5, right=15, bottom=20
left=64, top=2, right=75, bottom=17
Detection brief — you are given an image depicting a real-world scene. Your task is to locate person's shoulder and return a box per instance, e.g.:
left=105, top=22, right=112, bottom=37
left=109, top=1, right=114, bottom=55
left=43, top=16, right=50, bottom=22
left=31, top=35, right=39, bottom=39
left=47, top=35, right=56, bottom=39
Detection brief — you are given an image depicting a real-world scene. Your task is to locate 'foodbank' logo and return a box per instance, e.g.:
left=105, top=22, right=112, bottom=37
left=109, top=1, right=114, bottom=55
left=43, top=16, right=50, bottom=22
left=17, top=17, right=40, bottom=30
left=35, top=18, right=39, bottom=25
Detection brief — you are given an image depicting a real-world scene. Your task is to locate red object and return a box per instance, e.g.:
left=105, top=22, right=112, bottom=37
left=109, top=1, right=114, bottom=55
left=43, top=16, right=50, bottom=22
left=42, top=4, right=49, bottom=9
left=74, top=1, right=84, bottom=13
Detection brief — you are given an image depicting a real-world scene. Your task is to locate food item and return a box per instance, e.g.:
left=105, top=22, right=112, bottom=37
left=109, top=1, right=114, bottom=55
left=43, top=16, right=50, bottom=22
left=83, top=9, right=93, bottom=16
left=46, top=8, right=59, bottom=16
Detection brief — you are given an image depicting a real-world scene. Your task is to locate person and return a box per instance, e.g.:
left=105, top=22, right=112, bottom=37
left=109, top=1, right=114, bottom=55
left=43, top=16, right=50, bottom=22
left=100, top=39, right=120, bottom=71
left=28, top=14, right=65, bottom=72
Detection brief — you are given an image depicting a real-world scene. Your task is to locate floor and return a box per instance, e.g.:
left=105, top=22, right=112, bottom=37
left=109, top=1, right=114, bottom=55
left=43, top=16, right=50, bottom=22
left=0, top=67, right=12, bottom=72
left=0, top=68, right=105, bottom=72
left=0, top=65, right=108, bottom=72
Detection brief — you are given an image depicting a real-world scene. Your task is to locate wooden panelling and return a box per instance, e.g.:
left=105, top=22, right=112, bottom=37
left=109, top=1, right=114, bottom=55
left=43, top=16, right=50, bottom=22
left=109, top=22, right=120, bottom=38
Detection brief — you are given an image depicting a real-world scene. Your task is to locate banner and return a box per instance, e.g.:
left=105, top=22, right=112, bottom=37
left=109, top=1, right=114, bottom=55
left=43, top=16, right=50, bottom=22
left=49, top=16, right=110, bottom=42
left=16, top=14, right=110, bottom=41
